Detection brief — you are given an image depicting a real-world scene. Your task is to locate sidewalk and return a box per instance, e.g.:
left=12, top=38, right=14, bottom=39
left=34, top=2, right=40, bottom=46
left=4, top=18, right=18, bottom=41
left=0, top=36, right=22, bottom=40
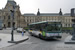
left=54, top=35, right=75, bottom=50
left=0, top=33, right=29, bottom=49
left=54, top=43, right=75, bottom=50
left=65, top=36, right=75, bottom=44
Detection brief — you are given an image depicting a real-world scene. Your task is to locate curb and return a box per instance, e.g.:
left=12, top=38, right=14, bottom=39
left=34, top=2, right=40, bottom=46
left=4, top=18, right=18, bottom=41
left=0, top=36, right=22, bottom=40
left=64, top=36, right=75, bottom=44
left=8, top=37, right=29, bottom=44
left=65, top=42, right=75, bottom=44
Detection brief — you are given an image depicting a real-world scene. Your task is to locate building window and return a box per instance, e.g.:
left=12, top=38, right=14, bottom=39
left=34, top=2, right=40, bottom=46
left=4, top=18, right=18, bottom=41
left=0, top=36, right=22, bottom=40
left=13, top=22, right=15, bottom=28
left=27, top=20, right=28, bottom=22
left=4, top=24, right=6, bottom=28
left=68, top=24, right=70, bottom=27
left=4, top=16, right=5, bottom=19
left=30, top=20, right=31, bottom=23
left=8, top=16, right=10, bottom=19
left=8, top=22, right=11, bottom=27
left=65, top=24, right=67, bottom=27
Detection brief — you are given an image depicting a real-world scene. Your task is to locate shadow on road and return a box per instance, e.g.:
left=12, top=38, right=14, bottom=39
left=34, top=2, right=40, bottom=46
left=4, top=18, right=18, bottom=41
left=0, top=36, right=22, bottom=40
left=44, top=39, right=60, bottom=41
left=33, top=35, right=61, bottom=42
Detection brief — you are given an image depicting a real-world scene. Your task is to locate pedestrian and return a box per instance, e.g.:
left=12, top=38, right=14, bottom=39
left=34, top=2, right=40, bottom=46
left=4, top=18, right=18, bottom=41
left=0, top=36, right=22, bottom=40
left=22, top=28, right=24, bottom=36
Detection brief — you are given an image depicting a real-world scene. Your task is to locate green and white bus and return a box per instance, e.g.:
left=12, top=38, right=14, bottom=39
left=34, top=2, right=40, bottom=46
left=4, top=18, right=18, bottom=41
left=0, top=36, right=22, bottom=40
left=28, top=20, right=62, bottom=39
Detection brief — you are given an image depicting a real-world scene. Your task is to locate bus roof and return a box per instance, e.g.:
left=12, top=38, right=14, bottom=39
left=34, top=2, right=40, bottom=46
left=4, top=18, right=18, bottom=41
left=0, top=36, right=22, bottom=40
left=29, top=20, right=61, bottom=25
left=29, top=21, right=46, bottom=25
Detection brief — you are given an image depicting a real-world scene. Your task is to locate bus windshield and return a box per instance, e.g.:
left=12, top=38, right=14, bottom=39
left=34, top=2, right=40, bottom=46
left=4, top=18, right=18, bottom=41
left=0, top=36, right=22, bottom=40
left=46, top=24, right=61, bottom=32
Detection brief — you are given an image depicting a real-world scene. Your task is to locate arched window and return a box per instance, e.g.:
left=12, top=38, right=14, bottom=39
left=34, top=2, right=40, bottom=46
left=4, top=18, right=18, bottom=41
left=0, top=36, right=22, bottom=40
left=13, top=22, right=15, bottom=28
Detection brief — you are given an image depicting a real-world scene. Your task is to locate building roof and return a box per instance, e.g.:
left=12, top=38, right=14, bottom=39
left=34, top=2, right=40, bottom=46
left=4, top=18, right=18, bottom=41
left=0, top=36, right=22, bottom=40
left=64, top=13, right=71, bottom=16
left=23, top=13, right=62, bottom=16
left=23, top=13, right=60, bottom=16
left=7, top=1, right=16, bottom=6
left=8, top=0, right=14, bottom=1
left=40, top=13, right=60, bottom=16
left=23, top=13, right=35, bottom=16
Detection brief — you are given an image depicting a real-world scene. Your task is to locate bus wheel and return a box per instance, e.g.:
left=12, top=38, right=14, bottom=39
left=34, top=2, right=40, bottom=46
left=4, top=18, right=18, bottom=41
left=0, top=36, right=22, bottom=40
left=29, top=32, right=33, bottom=36
left=31, top=33, right=33, bottom=36
left=39, top=34, right=45, bottom=39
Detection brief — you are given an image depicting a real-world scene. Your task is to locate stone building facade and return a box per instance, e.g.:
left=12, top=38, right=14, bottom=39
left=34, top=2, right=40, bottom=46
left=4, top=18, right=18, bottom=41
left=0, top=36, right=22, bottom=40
left=0, top=0, right=25, bottom=28
left=0, top=0, right=73, bottom=28
left=24, top=9, right=73, bottom=27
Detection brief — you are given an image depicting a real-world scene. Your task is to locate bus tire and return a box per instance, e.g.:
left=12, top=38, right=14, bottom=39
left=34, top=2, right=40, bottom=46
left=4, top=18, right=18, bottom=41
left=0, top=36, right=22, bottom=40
left=31, top=33, right=34, bottom=36
left=39, top=34, right=45, bottom=39
left=29, top=32, right=33, bottom=36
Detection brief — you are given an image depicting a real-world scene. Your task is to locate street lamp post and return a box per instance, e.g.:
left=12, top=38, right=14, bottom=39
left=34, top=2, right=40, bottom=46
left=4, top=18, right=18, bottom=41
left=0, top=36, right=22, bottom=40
left=11, top=10, right=14, bottom=41
left=8, top=6, right=15, bottom=43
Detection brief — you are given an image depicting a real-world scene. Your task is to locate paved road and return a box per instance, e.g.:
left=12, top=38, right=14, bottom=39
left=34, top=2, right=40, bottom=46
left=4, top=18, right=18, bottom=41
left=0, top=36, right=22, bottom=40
left=0, top=29, right=70, bottom=50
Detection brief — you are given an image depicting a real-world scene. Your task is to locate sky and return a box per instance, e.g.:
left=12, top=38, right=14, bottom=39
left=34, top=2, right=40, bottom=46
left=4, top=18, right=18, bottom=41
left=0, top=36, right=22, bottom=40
left=0, top=0, right=75, bottom=14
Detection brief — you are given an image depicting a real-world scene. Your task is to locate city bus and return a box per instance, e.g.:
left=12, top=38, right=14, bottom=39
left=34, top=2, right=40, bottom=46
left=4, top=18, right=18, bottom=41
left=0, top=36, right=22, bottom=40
left=28, top=20, right=62, bottom=39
